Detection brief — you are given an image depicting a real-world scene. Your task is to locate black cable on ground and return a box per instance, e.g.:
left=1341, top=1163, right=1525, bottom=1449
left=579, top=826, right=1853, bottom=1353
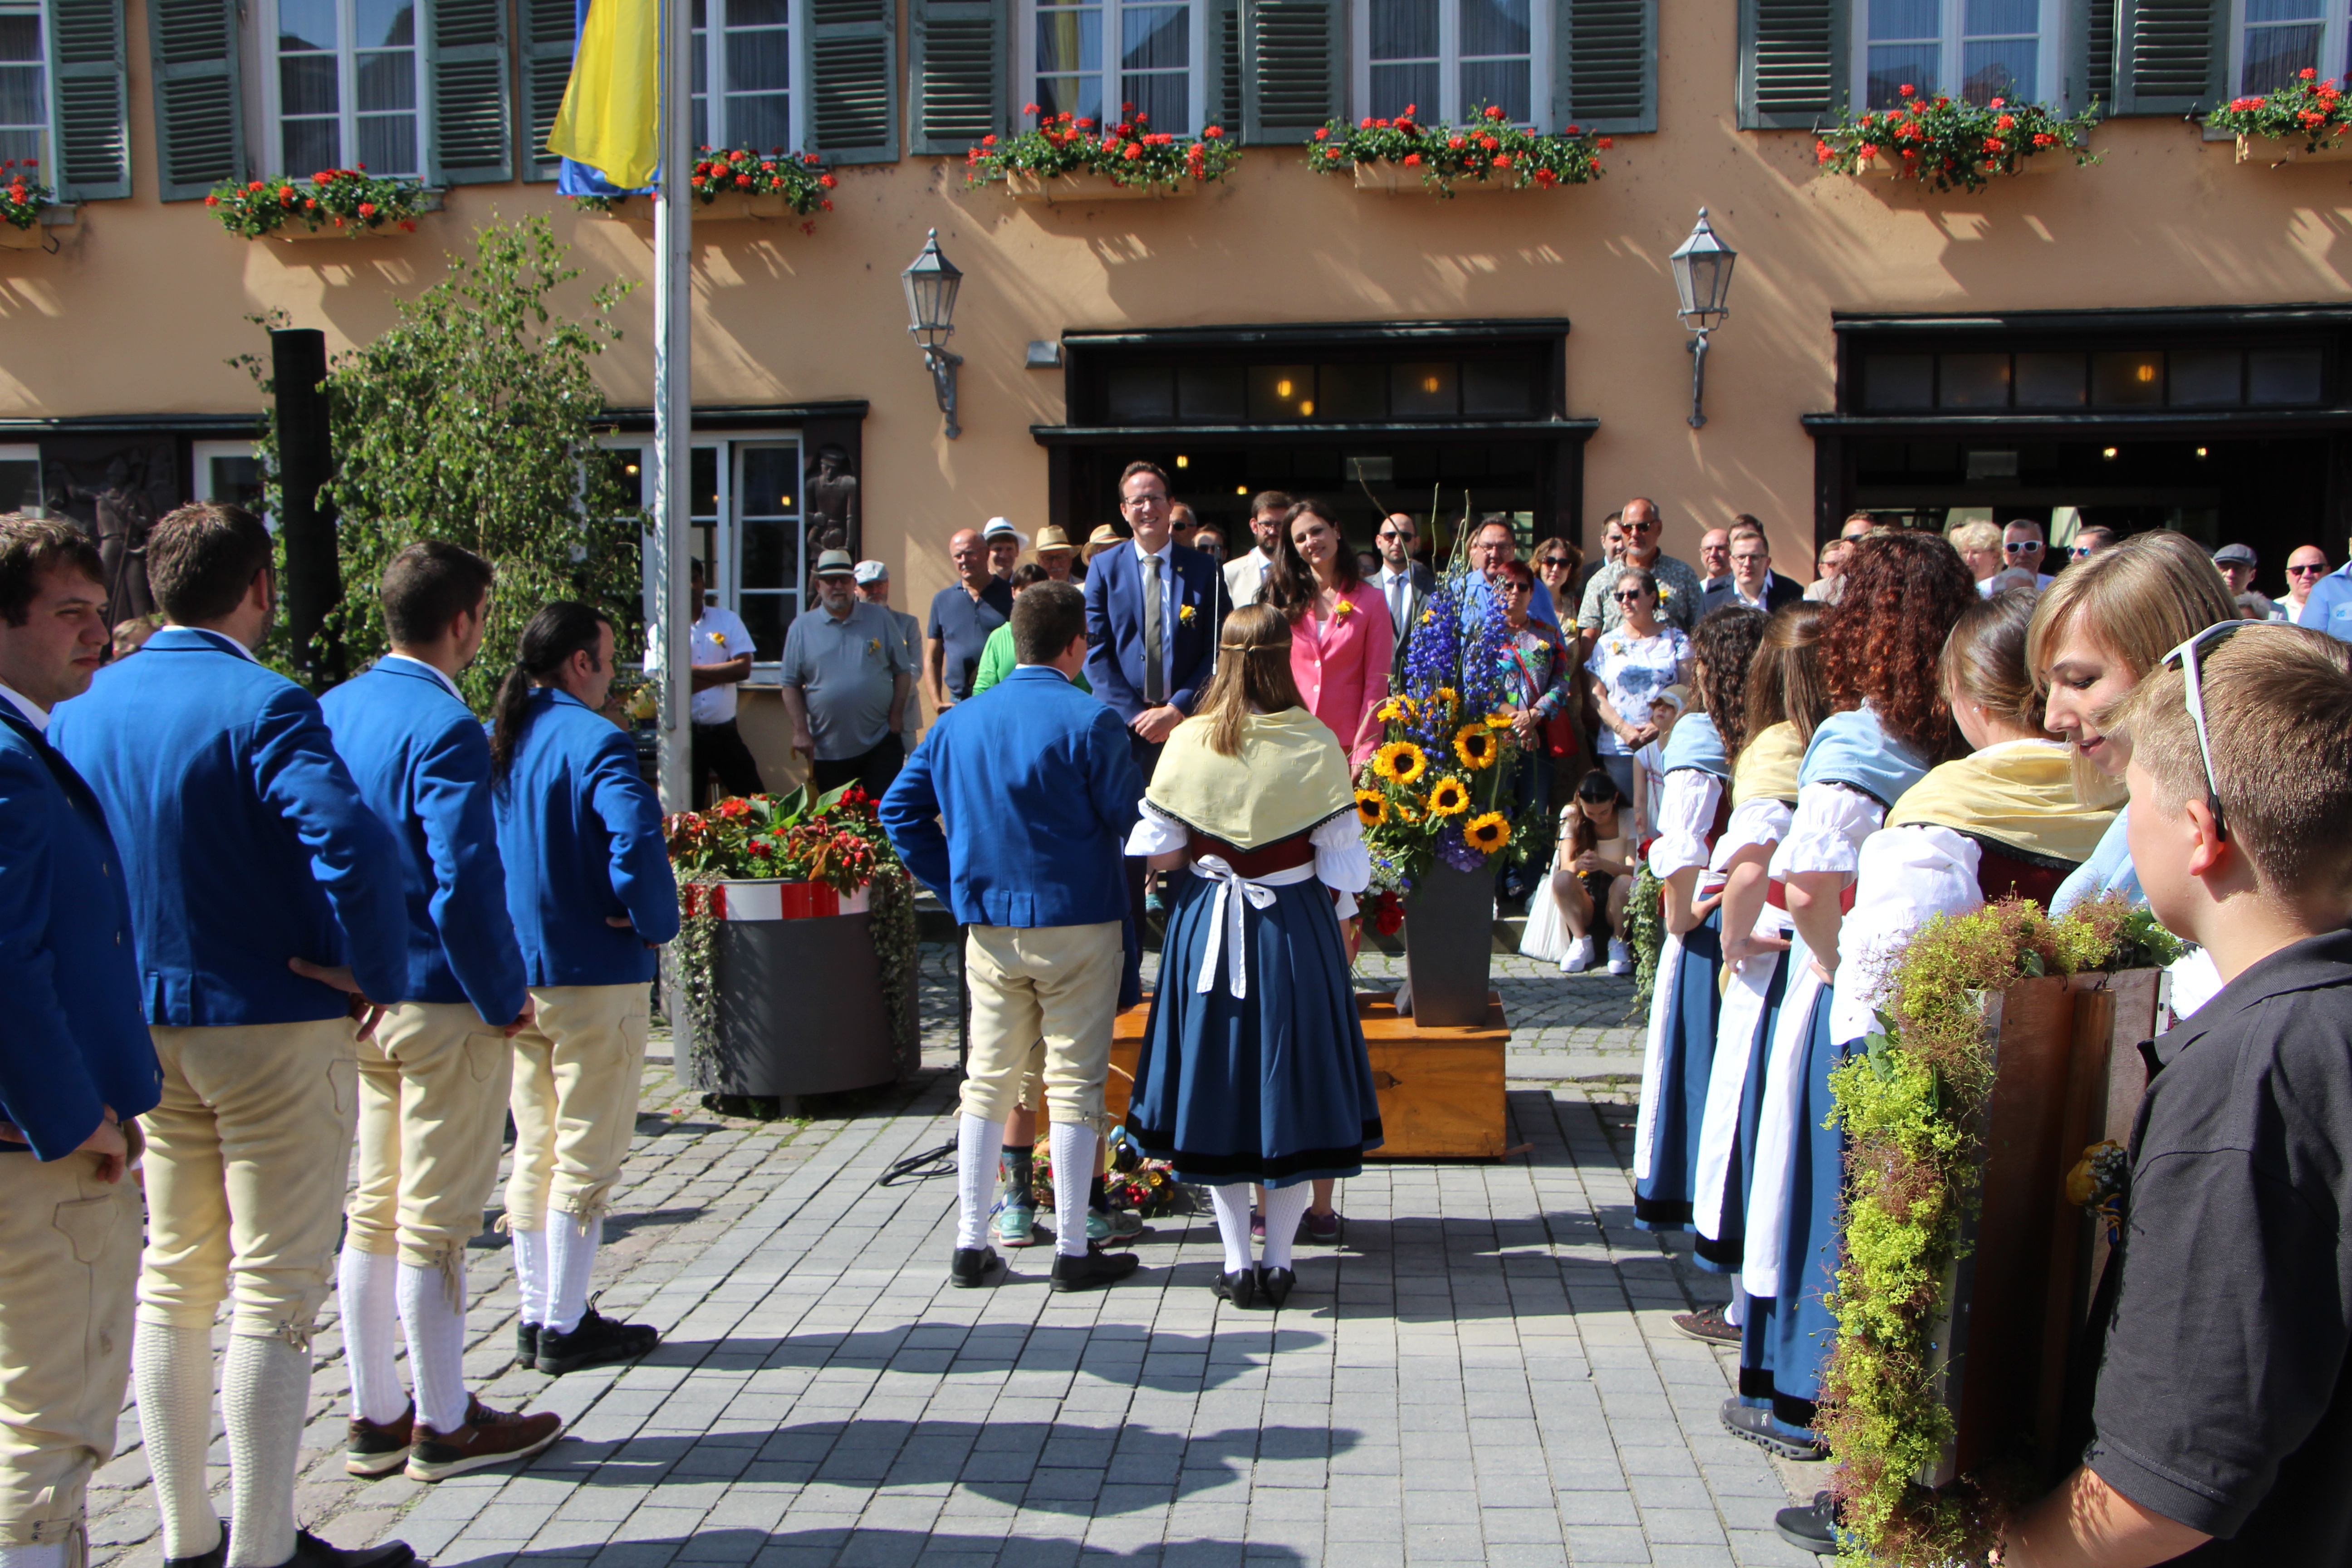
left=877, top=1140, right=957, bottom=1186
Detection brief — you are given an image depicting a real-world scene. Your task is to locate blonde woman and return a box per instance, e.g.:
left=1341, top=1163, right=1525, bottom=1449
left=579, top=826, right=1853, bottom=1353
left=1949, top=518, right=2004, bottom=594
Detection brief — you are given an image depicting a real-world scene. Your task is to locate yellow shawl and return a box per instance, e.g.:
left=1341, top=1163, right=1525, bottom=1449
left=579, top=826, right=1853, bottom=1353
left=1886, top=739, right=2114, bottom=868
left=1145, top=706, right=1356, bottom=850
left=1731, top=721, right=1805, bottom=808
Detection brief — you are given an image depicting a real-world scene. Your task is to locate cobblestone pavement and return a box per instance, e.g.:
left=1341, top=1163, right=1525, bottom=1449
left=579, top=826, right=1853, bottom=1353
left=84, top=945, right=1808, bottom=1568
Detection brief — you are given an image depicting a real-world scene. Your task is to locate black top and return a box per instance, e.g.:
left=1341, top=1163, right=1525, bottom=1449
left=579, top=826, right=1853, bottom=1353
left=2085, top=927, right=2352, bottom=1560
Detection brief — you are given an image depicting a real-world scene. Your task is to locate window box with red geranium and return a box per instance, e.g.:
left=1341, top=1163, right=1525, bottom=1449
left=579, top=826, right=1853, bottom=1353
left=573, top=148, right=839, bottom=223
left=1813, top=88, right=2099, bottom=194
left=0, top=161, right=74, bottom=251
left=206, top=169, right=438, bottom=240
left=1307, top=105, right=1606, bottom=198
left=2209, top=69, right=2352, bottom=165
left=967, top=105, right=1241, bottom=199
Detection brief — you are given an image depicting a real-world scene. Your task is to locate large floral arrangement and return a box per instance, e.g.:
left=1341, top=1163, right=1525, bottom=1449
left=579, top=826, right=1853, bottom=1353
left=206, top=167, right=431, bottom=237
left=0, top=159, right=49, bottom=230
left=1035, top=1126, right=1189, bottom=1219
left=1307, top=103, right=1607, bottom=195
left=1812, top=87, right=2100, bottom=192
left=1355, top=554, right=1543, bottom=892
left=965, top=104, right=1241, bottom=191
left=2207, top=67, right=2352, bottom=151
left=662, top=783, right=919, bottom=1078
left=572, top=147, right=838, bottom=216
left=1817, top=895, right=2183, bottom=1565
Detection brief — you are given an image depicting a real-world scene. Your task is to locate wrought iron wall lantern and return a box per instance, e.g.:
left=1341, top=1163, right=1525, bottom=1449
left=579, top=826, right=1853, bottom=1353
left=903, top=229, right=964, bottom=439
left=1669, top=209, right=1737, bottom=430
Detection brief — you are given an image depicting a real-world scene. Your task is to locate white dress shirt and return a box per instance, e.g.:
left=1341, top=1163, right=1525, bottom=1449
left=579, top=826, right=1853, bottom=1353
left=0, top=680, right=47, bottom=732
left=1133, top=539, right=1179, bottom=696
left=380, top=652, right=466, bottom=702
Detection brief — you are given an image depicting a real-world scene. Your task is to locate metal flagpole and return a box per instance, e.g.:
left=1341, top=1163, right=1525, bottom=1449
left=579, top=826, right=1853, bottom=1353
left=652, top=0, right=695, bottom=812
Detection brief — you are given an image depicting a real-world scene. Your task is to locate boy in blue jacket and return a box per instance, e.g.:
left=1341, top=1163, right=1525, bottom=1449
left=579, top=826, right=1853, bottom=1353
left=319, top=542, right=561, bottom=1484
left=0, top=518, right=159, bottom=1568
left=50, top=505, right=411, bottom=1568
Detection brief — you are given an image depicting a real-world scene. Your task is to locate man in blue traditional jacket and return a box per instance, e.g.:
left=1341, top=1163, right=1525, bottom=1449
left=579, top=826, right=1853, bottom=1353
left=50, top=503, right=413, bottom=1568
left=318, top=542, right=562, bottom=1485
left=0, top=516, right=159, bottom=1568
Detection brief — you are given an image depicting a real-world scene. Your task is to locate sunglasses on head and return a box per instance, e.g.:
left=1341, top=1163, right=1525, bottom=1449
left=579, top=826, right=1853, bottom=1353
left=2159, top=619, right=2296, bottom=843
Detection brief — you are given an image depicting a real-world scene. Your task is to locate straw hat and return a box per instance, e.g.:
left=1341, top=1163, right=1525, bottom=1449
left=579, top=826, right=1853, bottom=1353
left=1034, top=524, right=1076, bottom=556
left=1084, top=524, right=1126, bottom=560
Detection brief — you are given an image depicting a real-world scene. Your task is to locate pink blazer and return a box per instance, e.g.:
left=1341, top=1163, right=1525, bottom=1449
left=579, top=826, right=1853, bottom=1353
left=1290, top=582, right=1395, bottom=766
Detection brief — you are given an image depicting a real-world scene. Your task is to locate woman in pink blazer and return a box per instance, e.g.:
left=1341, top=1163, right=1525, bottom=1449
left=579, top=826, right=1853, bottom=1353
left=1268, top=499, right=1393, bottom=768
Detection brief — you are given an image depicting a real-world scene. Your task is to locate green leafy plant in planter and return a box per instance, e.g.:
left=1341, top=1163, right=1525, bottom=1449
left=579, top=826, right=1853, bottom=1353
left=2207, top=67, right=2352, bottom=151
left=1817, top=894, right=2183, bottom=1566
left=1813, top=87, right=2100, bottom=192
left=0, top=159, right=50, bottom=230
left=1307, top=103, right=1607, bottom=194
left=206, top=167, right=432, bottom=237
left=964, top=105, right=1241, bottom=191
left=571, top=147, right=839, bottom=218
left=1620, top=865, right=1665, bottom=1023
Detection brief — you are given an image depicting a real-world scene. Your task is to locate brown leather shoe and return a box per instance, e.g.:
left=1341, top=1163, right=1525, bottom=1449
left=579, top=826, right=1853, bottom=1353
left=344, top=1405, right=414, bottom=1477
left=403, top=1396, right=563, bottom=1481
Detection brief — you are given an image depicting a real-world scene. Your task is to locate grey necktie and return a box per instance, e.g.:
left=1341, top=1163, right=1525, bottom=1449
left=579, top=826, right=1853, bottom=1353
left=1142, top=553, right=1165, bottom=706
left=1387, top=572, right=1405, bottom=630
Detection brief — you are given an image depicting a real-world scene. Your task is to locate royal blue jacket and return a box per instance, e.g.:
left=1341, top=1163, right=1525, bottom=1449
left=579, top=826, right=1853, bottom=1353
left=0, top=706, right=160, bottom=1159
left=1082, top=541, right=1223, bottom=725
left=492, top=687, right=678, bottom=986
left=50, top=628, right=409, bottom=1026
left=321, top=657, right=528, bottom=1024
left=881, top=665, right=1140, bottom=928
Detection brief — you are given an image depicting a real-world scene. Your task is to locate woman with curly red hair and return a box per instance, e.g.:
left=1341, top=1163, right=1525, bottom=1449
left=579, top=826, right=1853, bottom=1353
left=1728, top=528, right=1975, bottom=1467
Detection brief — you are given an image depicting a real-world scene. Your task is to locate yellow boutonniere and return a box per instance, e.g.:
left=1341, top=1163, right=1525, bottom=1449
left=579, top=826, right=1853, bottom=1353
left=710, top=632, right=727, bottom=647
left=867, top=637, right=881, bottom=654
left=1334, top=598, right=1357, bottom=617
left=1179, top=603, right=1197, bottom=624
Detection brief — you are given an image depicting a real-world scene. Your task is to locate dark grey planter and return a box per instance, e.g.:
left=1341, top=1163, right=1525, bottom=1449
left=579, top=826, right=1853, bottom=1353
left=1397, top=863, right=1496, bottom=1026
left=678, top=907, right=910, bottom=1099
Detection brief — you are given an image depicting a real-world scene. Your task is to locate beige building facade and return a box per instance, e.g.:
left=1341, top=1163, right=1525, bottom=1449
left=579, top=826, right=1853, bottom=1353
left=5, top=0, right=2347, bottom=773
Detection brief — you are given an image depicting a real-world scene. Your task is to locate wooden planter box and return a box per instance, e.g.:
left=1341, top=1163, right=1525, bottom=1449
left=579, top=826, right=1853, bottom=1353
left=589, top=191, right=809, bottom=222
left=268, top=191, right=442, bottom=242
left=2234, top=132, right=2352, bottom=165
left=1351, top=161, right=1522, bottom=195
left=1851, top=151, right=2059, bottom=181
left=0, top=205, right=74, bottom=250
left=1004, top=170, right=1195, bottom=202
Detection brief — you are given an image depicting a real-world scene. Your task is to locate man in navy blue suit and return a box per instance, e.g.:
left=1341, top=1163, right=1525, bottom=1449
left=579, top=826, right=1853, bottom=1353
left=1083, top=461, right=1222, bottom=779
left=318, top=542, right=561, bottom=1485
left=882, top=582, right=1145, bottom=1294
left=51, top=504, right=412, bottom=1568
left=0, top=517, right=159, bottom=1568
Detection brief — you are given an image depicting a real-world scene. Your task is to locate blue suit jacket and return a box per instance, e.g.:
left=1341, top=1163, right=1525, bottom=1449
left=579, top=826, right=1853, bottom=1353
left=321, top=658, right=528, bottom=1024
left=0, top=708, right=159, bottom=1159
left=492, top=687, right=679, bottom=986
left=50, top=628, right=409, bottom=1026
left=1083, top=542, right=1222, bottom=726
left=879, top=666, right=1140, bottom=928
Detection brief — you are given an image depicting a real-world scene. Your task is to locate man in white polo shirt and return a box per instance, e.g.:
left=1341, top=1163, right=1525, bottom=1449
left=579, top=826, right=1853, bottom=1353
left=683, top=558, right=761, bottom=804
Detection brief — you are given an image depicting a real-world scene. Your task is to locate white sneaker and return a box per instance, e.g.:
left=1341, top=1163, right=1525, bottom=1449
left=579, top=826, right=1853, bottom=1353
left=1560, top=937, right=1596, bottom=974
left=1607, top=939, right=1634, bottom=975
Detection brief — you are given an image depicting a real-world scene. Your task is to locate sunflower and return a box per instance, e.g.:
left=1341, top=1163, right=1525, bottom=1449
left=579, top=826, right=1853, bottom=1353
left=1393, top=796, right=1423, bottom=824
left=1355, top=789, right=1388, bottom=828
left=1463, top=811, right=1511, bottom=854
left=1484, top=711, right=1514, bottom=730
left=1453, top=723, right=1499, bottom=770
left=1372, top=741, right=1429, bottom=787
left=1434, top=686, right=1460, bottom=711
left=1426, top=777, right=1471, bottom=818
left=1375, top=696, right=1410, bottom=724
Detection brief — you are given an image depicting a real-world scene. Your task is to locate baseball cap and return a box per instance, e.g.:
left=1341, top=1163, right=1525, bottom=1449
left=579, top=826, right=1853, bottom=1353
left=2212, top=543, right=2258, bottom=568
left=853, top=559, right=887, bottom=584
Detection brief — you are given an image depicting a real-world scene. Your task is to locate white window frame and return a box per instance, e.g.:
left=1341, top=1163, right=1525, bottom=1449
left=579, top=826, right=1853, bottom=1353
left=2229, top=0, right=2351, bottom=98
left=1018, top=0, right=1208, bottom=138
left=0, top=440, right=41, bottom=516
left=1352, top=0, right=1551, bottom=127
left=258, top=0, right=428, bottom=179
left=600, top=431, right=806, bottom=672
left=0, top=2, right=53, bottom=174
left=1851, top=0, right=2064, bottom=112
left=693, top=0, right=811, bottom=154
left=191, top=438, right=270, bottom=529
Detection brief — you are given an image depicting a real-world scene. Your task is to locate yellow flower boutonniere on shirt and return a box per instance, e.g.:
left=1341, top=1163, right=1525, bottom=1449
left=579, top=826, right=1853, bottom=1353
left=1334, top=598, right=1357, bottom=618
left=1656, top=583, right=1674, bottom=603
left=867, top=637, right=882, bottom=655
left=1179, top=603, right=1197, bottom=624
left=710, top=632, right=727, bottom=648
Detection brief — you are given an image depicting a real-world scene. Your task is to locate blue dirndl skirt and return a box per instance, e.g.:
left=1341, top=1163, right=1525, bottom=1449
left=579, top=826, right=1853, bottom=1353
left=1634, top=909, right=1724, bottom=1232
left=1122, top=872, right=1384, bottom=1189
left=1695, top=945, right=1791, bottom=1274
left=1740, top=986, right=1847, bottom=1431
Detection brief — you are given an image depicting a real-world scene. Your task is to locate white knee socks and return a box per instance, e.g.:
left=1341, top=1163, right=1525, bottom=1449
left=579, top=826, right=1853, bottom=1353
left=133, top=1320, right=220, bottom=1563
left=396, top=1260, right=470, bottom=1436
left=1206, top=1184, right=1255, bottom=1274
left=545, top=1214, right=603, bottom=1337
left=336, top=1245, right=406, bottom=1426
left=220, top=1333, right=309, bottom=1568
left=510, top=1225, right=549, bottom=1326
left=1259, top=1184, right=1315, bottom=1273
left=1046, top=1122, right=1095, bottom=1258
left=0, top=1543, right=68, bottom=1568
left=955, top=1113, right=995, bottom=1251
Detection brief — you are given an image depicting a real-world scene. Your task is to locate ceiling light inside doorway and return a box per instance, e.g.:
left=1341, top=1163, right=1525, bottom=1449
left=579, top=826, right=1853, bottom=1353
left=1176, top=455, right=1189, bottom=468
left=1276, top=379, right=1294, bottom=398
left=2195, top=446, right=2209, bottom=459
left=1299, top=400, right=1315, bottom=416
left=2102, top=446, right=2119, bottom=460
left=1235, top=485, right=1248, bottom=495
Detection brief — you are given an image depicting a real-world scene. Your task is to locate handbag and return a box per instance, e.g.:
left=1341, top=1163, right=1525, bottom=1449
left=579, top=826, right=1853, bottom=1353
left=1544, top=707, right=1579, bottom=760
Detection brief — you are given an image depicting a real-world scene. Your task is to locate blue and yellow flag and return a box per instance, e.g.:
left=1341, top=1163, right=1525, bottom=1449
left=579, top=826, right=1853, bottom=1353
left=548, top=0, right=660, bottom=192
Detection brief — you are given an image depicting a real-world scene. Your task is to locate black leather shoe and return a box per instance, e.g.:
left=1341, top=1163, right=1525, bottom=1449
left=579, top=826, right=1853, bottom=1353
left=1048, top=1245, right=1142, bottom=1292
left=1210, top=1269, right=1257, bottom=1308
left=164, top=1519, right=229, bottom=1568
left=535, top=1306, right=659, bottom=1376
left=279, top=1528, right=416, bottom=1568
left=950, top=1246, right=1001, bottom=1288
left=1774, top=1491, right=1839, bottom=1555
left=1257, top=1266, right=1296, bottom=1308
left=515, top=1321, right=540, bottom=1367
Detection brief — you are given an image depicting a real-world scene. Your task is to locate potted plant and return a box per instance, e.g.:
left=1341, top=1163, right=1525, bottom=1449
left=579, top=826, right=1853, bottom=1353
left=1307, top=104, right=1607, bottom=196
left=965, top=104, right=1240, bottom=200
left=574, top=147, right=839, bottom=223
left=663, top=783, right=920, bottom=1104
left=206, top=167, right=436, bottom=240
left=2207, top=68, right=2352, bottom=163
left=0, top=160, right=70, bottom=250
left=1813, top=88, right=2100, bottom=192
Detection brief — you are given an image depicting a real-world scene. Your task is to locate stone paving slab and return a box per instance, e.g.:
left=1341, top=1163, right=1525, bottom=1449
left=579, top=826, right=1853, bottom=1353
left=84, top=944, right=1809, bottom=1568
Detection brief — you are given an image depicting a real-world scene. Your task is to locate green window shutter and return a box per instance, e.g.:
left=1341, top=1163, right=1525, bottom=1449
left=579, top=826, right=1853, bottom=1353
left=1735, top=0, right=1845, bottom=131
left=2111, top=0, right=2225, bottom=117
left=1202, top=0, right=1236, bottom=132
left=45, top=0, right=127, bottom=201
left=423, top=0, right=511, bottom=185
left=908, top=0, right=1003, bottom=155
left=2078, top=0, right=2116, bottom=110
left=519, top=0, right=575, bottom=181
left=812, top=0, right=899, bottom=164
left=1242, top=0, right=1343, bottom=145
left=147, top=0, right=241, bottom=201
left=1553, top=0, right=1654, bottom=134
